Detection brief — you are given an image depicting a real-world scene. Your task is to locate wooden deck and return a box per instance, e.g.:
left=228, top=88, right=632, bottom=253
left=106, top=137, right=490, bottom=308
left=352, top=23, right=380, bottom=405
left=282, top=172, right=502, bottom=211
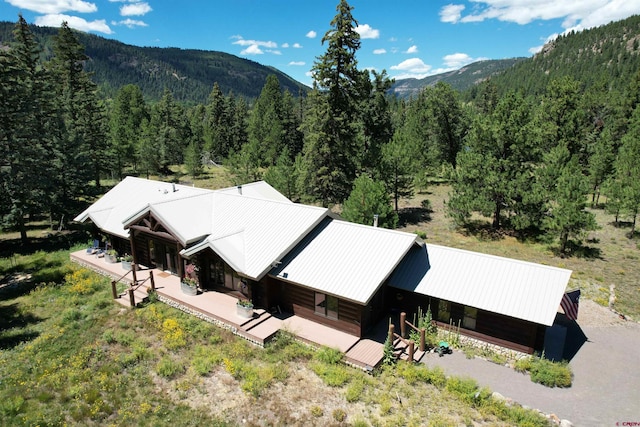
left=70, top=249, right=385, bottom=368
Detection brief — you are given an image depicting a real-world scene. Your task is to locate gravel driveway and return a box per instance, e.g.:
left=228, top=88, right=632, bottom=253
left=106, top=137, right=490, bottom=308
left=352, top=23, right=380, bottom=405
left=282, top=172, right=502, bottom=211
left=422, top=301, right=640, bottom=426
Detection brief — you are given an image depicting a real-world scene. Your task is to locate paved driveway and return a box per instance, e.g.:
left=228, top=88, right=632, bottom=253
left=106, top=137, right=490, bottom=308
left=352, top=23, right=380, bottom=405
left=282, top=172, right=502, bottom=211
left=422, top=323, right=640, bottom=426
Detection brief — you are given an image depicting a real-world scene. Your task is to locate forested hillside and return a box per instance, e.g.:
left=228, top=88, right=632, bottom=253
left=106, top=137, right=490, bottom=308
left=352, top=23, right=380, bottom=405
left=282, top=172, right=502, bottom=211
left=482, top=14, right=640, bottom=97
left=0, top=21, right=308, bottom=103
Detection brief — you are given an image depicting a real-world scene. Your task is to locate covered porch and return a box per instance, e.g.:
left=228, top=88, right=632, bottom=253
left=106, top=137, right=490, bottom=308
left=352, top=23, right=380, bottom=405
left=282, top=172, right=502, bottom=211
left=70, top=249, right=385, bottom=369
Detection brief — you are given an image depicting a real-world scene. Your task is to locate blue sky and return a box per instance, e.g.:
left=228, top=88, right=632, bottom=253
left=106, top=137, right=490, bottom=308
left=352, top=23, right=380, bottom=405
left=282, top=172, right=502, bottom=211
left=2, top=0, right=638, bottom=86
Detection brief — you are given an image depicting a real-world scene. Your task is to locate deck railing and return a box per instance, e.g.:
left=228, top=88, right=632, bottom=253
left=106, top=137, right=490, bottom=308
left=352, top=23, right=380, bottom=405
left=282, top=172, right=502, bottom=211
left=110, top=263, right=155, bottom=307
left=387, top=312, right=427, bottom=363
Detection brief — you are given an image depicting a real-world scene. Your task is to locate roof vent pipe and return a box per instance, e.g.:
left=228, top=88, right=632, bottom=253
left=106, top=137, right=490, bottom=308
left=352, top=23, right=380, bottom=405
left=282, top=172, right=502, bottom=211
left=172, top=183, right=176, bottom=192
left=237, top=185, right=242, bottom=195
left=373, top=214, right=379, bottom=228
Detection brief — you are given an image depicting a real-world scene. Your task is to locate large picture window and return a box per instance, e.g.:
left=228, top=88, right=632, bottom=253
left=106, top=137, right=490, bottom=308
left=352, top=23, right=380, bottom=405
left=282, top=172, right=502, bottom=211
left=315, top=292, right=339, bottom=319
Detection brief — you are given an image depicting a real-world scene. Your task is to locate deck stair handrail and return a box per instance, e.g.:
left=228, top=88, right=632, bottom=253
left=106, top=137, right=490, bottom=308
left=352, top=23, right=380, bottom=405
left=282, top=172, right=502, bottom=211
left=388, top=322, right=415, bottom=362
left=110, top=263, right=155, bottom=307
left=399, top=312, right=426, bottom=352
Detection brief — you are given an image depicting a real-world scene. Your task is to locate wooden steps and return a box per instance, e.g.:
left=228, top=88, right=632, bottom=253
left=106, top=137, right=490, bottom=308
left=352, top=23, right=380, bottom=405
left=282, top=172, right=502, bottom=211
left=114, top=287, right=149, bottom=307
left=239, top=308, right=272, bottom=331
left=393, top=337, right=426, bottom=363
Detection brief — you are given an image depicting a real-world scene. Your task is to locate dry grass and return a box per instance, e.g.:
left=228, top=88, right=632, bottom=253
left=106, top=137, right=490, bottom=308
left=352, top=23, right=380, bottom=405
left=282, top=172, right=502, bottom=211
left=398, top=183, right=640, bottom=320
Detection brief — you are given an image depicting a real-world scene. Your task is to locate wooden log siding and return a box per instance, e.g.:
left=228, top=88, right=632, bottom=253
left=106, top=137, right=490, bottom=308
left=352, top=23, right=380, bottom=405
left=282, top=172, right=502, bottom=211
left=279, top=281, right=363, bottom=337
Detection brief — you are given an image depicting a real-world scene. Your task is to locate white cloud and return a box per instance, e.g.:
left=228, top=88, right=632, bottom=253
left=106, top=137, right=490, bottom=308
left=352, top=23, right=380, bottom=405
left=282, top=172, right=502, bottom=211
left=447, top=0, right=637, bottom=31
left=443, top=52, right=473, bottom=68
left=355, top=24, right=380, bottom=39
left=113, top=18, right=147, bottom=28
left=120, top=2, right=152, bottom=16
left=241, top=44, right=263, bottom=55
left=232, top=36, right=277, bottom=49
left=373, top=48, right=386, bottom=54
left=390, top=57, right=432, bottom=79
left=289, top=61, right=305, bottom=66
left=35, top=13, right=112, bottom=34
left=440, top=4, right=465, bottom=23
left=306, top=30, right=317, bottom=38
left=292, top=43, right=302, bottom=48
left=282, top=43, right=289, bottom=48
left=6, top=0, right=97, bottom=14
left=405, top=45, right=418, bottom=54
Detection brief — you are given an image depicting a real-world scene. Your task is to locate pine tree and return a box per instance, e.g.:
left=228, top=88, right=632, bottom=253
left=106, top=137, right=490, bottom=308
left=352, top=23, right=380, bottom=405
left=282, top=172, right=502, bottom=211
left=48, top=21, right=108, bottom=221
left=543, top=153, right=598, bottom=254
left=0, top=16, right=56, bottom=243
left=110, top=84, right=149, bottom=177
left=302, top=0, right=367, bottom=204
left=341, top=173, right=398, bottom=229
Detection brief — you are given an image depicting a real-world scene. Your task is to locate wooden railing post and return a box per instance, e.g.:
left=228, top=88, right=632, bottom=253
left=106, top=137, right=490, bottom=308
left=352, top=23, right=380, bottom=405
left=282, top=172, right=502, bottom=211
left=131, top=264, right=138, bottom=285
left=388, top=323, right=395, bottom=345
left=149, top=270, right=156, bottom=291
left=400, top=312, right=406, bottom=338
left=408, top=341, right=414, bottom=362
left=419, top=328, right=426, bottom=352
left=128, top=288, right=135, bottom=307
left=111, top=280, right=118, bottom=299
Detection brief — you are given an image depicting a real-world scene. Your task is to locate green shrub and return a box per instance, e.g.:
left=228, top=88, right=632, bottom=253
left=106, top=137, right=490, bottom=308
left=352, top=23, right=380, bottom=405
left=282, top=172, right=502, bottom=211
left=529, top=358, right=572, bottom=387
left=332, top=408, right=346, bottom=422
left=309, top=361, right=350, bottom=387
left=446, top=376, right=479, bottom=404
left=514, top=355, right=572, bottom=387
left=156, top=356, right=184, bottom=378
left=315, top=346, right=343, bottom=364
left=310, top=405, right=323, bottom=417
left=345, top=377, right=365, bottom=402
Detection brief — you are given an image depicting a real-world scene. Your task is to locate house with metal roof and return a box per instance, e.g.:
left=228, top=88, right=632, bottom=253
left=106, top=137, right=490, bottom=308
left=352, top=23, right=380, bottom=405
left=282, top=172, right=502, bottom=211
left=75, top=177, right=572, bottom=353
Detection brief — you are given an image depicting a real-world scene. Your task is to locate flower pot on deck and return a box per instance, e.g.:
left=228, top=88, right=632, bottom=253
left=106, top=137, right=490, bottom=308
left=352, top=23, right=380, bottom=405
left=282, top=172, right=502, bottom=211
left=180, top=281, right=198, bottom=296
left=121, top=261, right=132, bottom=271
left=236, top=303, right=254, bottom=318
left=105, top=253, right=118, bottom=263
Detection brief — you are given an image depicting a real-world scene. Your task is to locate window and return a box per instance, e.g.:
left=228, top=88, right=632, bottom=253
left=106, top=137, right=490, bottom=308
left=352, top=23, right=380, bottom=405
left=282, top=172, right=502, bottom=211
left=314, top=293, right=325, bottom=315
left=315, top=292, right=339, bottom=319
left=438, top=300, right=451, bottom=323
left=463, top=306, right=477, bottom=330
left=326, top=295, right=338, bottom=319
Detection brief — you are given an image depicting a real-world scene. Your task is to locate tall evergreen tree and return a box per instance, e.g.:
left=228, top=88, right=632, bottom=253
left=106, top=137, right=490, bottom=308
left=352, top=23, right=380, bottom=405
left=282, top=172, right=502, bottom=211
left=248, top=75, right=284, bottom=166
left=301, top=0, right=366, bottom=205
left=48, top=22, right=108, bottom=221
left=110, top=84, right=149, bottom=177
left=0, top=16, right=56, bottom=243
left=610, top=107, right=640, bottom=236
left=448, top=91, right=538, bottom=229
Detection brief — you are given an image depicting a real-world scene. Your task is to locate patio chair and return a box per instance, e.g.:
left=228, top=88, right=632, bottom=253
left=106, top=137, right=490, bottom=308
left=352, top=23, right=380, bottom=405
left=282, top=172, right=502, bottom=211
left=86, top=239, right=100, bottom=254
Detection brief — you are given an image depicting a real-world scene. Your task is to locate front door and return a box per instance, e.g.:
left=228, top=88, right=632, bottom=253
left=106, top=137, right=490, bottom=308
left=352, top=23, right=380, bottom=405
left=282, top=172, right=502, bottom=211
left=156, top=242, right=179, bottom=274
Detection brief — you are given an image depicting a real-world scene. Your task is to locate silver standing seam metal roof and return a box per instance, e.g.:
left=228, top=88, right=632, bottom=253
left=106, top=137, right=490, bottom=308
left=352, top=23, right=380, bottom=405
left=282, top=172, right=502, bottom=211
left=387, top=243, right=572, bottom=326
left=270, top=218, right=419, bottom=305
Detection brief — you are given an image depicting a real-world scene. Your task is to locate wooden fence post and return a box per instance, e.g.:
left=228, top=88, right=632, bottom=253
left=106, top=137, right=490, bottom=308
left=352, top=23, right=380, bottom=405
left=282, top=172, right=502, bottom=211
left=419, top=328, right=426, bottom=352
left=149, top=270, right=155, bottom=291
left=131, top=264, right=138, bottom=285
left=388, top=323, right=395, bottom=345
left=128, top=288, right=135, bottom=307
left=408, top=341, right=414, bottom=362
left=111, top=280, right=118, bottom=299
left=400, top=312, right=406, bottom=338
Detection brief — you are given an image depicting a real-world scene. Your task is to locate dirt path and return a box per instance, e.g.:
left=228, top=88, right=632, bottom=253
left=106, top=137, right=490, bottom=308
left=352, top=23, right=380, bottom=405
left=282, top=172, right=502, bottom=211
left=423, top=302, right=640, bottom=426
